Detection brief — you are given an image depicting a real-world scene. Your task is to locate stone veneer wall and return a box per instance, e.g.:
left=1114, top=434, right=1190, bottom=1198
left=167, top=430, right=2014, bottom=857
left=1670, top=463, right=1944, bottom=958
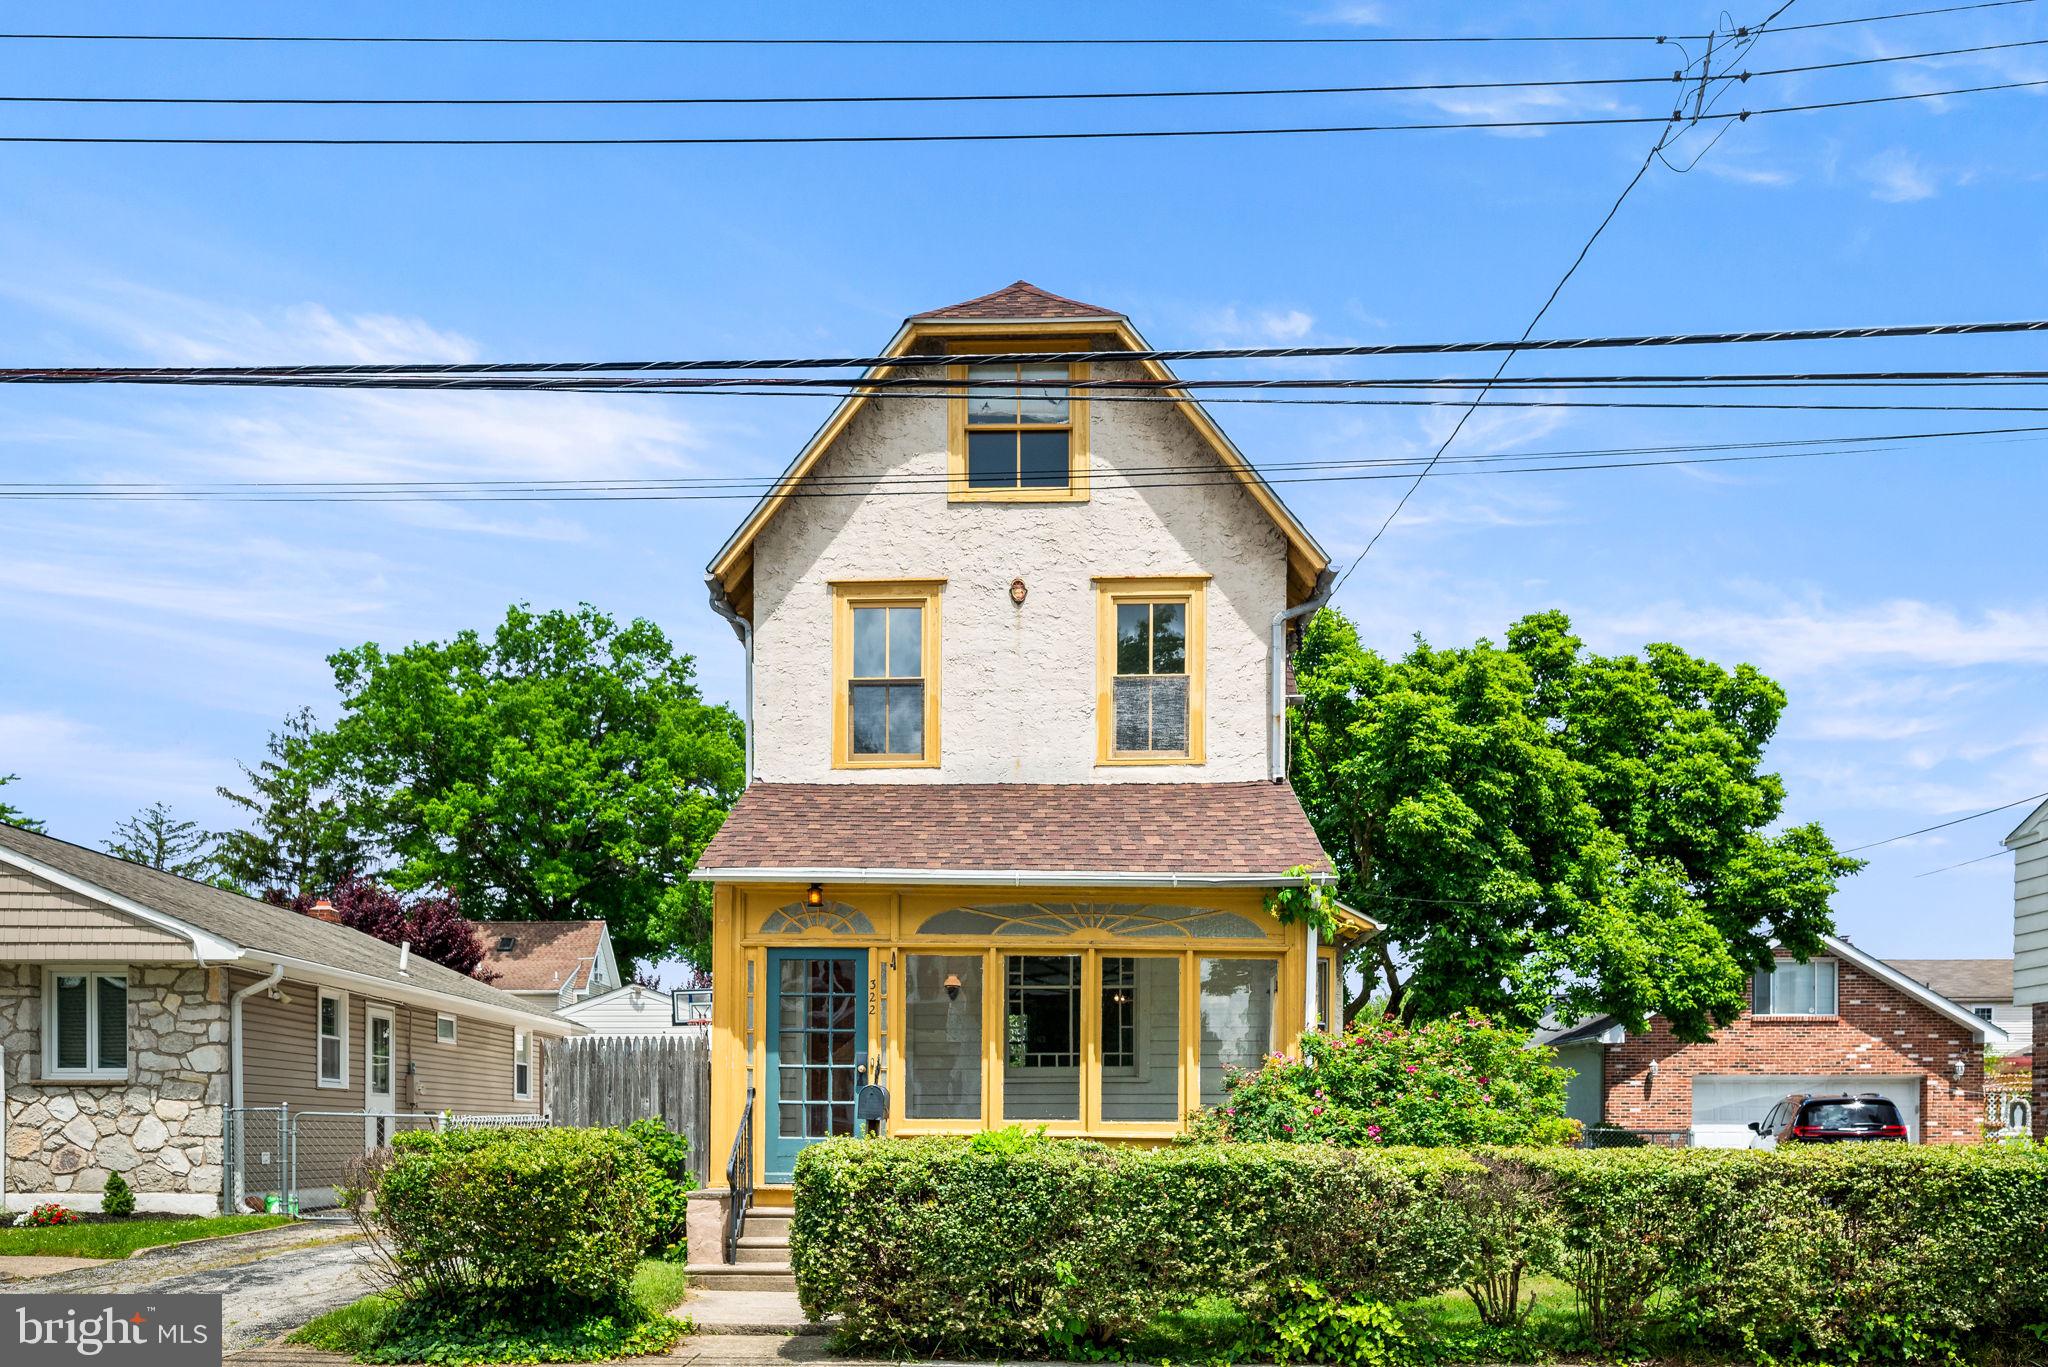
left=1, top=963, right=229, bottom=1213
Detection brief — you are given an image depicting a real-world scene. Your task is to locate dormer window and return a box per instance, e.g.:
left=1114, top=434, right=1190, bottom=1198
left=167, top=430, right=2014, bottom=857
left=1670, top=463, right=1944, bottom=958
left=1095, top=577, right=1206, bottom=765
left=946, top=345, right=1089, bottom=502
left=832, top=580, right=944, bottom=769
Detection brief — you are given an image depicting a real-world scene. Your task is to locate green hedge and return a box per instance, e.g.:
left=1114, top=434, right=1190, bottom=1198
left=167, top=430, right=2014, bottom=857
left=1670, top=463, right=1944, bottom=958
left=790, top=1134, right=2048, bottom=1362
left=359, top=1127, right=653, bottom=1315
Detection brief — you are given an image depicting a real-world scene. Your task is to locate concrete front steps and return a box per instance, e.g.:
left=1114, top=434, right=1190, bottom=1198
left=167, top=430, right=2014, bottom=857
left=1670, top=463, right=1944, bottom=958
left=686, top=1207, right=796, bottom=1295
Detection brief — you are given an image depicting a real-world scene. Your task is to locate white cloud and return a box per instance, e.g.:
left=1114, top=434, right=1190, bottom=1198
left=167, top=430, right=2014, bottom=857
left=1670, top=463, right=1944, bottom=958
left=1700, top=160, right=1796, bottom=188
left=0, top=710, right=225, bottom=808
left=1597, top=595, right=2048, bottom=676
left=1861, top=148, right=1937, bottom=203
left=1199, top=305, right=1318, bottom=343
left=1309, top=2, right=1387, bottom=26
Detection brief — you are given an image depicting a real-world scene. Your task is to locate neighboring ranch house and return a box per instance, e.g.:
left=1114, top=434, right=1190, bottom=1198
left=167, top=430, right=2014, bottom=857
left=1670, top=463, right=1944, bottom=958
left=471, top=918, right=622, bottom=1012
left=686, top=283, right=1373, bottom=1275
left=2003, top=798, right=2048, bottom=1139
left=1542, top=935, right=2003, bottom=1146
left=557, top=982, right=706, bottom=1036
left=0, top=824, right=580, bottom=1214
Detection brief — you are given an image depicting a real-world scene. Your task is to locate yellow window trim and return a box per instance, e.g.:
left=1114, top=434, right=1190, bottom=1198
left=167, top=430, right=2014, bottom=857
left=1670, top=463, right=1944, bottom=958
left=944, top=336, right=1091, bottom=503
left=1094, top=576, right=1207, bottom=766
left=830, top=579, right=944, bottom=770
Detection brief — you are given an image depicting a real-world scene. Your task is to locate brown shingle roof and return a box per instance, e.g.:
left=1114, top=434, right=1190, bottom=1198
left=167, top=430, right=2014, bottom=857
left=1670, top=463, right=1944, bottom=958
left=1884, top=957, right=2013, bottom=1003
left=912, top=280, right=1120, bottom=322
left=696, top=782, right=1331, bottom=880
left=471, top=920, right=608, bottom=993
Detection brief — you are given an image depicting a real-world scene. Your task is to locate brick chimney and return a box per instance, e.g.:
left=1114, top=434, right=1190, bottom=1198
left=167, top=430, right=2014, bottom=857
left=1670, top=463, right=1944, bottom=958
left=305, top=896, right=342, bottom=924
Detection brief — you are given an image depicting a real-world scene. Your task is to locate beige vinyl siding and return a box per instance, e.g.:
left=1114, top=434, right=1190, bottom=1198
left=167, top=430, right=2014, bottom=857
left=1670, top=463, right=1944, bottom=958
left=0, top=867, right=191, bottom=961
left=229, top=969, right=544, bottom=1116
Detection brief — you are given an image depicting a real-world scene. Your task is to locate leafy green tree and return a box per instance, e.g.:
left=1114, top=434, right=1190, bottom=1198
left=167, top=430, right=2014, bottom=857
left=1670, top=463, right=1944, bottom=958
left=0, top=773, right=44, bottom=833
left=316, top=603, right=744, bottom=971
left=216, top=707, right=372, bottom=900
left=105, top=801, right=220, bottom=880
left=1291, top=608, right=1859, bottom=1043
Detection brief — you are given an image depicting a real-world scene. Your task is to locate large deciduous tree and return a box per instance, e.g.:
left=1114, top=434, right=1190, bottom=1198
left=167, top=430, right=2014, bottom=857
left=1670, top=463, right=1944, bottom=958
left=216, top=707, right=373, bottom=901
left=1291, top=608, right=1859, bottom=1043
left=314, top=603, right=744, bottom=971
left=0, top=773, right=43, bottom=833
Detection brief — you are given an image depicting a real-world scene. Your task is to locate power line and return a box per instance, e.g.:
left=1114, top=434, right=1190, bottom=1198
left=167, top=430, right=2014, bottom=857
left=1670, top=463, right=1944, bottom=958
left=1841, top=789, right=2048, bottom=853
left=10, top=319, right=2048, bottom=382
left=0, top=0, right=2025, bottom=47
left=0, top=75, right=2042, bottom=145
left=1913, top=849, right=2012, bottom=877
left=10, top=37, right=2043, bottom=107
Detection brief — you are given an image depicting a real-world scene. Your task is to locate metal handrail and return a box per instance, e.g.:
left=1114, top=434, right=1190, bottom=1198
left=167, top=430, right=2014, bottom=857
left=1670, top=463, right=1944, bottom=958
left=725, top=1085, right=755, bottom=1265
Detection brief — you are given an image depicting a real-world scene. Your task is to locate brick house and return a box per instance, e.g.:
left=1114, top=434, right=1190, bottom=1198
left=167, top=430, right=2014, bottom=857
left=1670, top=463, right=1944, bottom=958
left=1542, top=934, right=2004, bottom=1145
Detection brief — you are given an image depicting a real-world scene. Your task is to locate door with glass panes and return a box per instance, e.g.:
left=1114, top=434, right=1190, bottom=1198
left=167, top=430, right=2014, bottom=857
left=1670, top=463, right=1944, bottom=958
left=765, top=949, right=868, bottom=1183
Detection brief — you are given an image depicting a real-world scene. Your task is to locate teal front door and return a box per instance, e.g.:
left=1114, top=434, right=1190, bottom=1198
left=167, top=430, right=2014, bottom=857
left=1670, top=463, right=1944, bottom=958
left=765, top=948, right=868, bottom=1183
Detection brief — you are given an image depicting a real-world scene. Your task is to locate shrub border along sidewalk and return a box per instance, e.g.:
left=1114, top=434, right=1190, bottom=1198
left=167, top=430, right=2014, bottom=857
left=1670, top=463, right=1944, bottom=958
left=792, top=1133, right=2048, bottom=1364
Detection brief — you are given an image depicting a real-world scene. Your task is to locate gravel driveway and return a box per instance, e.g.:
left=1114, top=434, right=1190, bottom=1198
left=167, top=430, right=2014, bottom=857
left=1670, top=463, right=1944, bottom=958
left=0, top=1223, right=377, bottom=1352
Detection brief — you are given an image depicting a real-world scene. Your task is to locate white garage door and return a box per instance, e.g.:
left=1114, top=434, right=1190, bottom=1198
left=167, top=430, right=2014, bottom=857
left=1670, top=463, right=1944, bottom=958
left=1690, top=1074, right=1921, bottom=1147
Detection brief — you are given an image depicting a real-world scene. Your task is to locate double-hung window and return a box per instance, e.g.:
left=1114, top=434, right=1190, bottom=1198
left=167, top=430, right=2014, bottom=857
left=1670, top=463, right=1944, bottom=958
left=513, top=1030, right=532, bottom=1099
left=832, top=581, right=942, bottom=768
left=45, top=969, right=127, bottom=1079
left=1753, top=958, right=1837, bottom=1016
left=1096, top=578, right=1206, bottom=764
left=947, top=350, right=1089, bottom=501
left=317, top=988, right=349, bottom=1087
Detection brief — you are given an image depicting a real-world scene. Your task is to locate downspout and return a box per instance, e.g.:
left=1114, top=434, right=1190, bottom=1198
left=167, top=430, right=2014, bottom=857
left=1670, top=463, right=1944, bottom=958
left=706, top=573, right=755, bottom=786
left=1269, top=567, right=1337, bottom=782
left=228, top=962, right=284, bottom=1212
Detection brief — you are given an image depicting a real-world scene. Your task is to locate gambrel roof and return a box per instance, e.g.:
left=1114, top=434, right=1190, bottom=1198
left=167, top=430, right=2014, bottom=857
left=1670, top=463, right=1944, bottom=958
left=705, top=282, right=1332, bottom=616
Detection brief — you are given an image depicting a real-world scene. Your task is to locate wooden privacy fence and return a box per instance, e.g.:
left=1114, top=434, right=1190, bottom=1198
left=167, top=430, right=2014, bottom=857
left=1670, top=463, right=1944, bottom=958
left=543, top=1033, right=712, bottom=1183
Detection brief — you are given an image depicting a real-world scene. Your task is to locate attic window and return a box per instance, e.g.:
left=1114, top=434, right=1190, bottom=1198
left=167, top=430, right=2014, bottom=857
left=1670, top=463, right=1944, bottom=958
left=497, top=936, right=516, bottom=952
left=946, top=352, right=1089, bottom=502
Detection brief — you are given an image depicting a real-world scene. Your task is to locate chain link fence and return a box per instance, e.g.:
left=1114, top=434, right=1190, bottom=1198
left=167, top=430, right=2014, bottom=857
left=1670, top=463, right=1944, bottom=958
left=223, top=1105, right=291, bottom=1214
left=222, top=1107, right=557, bottom=1218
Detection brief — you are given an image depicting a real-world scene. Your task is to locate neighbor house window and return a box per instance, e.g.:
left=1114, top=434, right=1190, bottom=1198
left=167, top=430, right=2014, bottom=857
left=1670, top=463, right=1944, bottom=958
left=436, top=1014, right=458, bottom=1044
left=1753, top=958, right=1838, bottom=1016
left=1974, top=1005, right=1996, bottom=1022
left=513, top=1031, right=532, bottom=1099
left=947, top=353, right=1089, bottom=500
left=317, top=989, right=348, bottom=1086
left=44, top=969, right=127, bottom=1079
left=1095, top=578, right=1206, bottom=764
left=1099, top=956, right=1180, bottom=1124
left=831, top=581, right=942, bottom=768
left=1101, top=957, right=1138, bottom=1070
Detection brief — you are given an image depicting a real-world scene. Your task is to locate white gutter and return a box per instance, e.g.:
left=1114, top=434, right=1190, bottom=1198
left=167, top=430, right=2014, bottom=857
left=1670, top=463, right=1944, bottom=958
left=706, top=573, right=755, bottom=786
left=691, top=866, right=1336, bottom=888
left=229, top=962, right=284, bottom=1114
left=1270, top=568, right=1337, bottom=782
left=243, top=952, right=585, bottom=1036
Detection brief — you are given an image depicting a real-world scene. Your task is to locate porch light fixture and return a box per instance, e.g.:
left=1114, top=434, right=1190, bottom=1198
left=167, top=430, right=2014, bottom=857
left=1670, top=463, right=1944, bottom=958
left=805, top=882, right=825, bottom=909
left=943, top=973, right=963, bottom=1000
left=1010, top=578, right=1028, bottom=605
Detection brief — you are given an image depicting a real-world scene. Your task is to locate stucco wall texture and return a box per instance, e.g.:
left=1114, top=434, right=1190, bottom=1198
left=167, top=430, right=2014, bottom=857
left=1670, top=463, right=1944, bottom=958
left=751, top=363, right=1288, bottom=784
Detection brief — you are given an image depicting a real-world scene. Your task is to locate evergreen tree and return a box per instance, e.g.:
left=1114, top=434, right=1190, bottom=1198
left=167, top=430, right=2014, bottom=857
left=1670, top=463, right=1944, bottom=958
left=0, top=773, right=44, bottom=833
left=104, top=802, right=219, bottom=881
left=216, top=707, right=371, bottom=900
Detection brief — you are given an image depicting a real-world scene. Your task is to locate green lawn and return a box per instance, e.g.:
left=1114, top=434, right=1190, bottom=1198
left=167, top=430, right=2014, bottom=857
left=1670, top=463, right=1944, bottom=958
left=291, top=1259, right=693, bottom=1365
left=0, top=1214, right=291, bottom=1260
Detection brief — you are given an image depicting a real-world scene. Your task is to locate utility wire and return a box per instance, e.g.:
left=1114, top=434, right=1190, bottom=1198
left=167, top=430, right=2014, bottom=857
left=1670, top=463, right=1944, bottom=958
left=10, top=37, right=2043, bottom=106
left=1913, top=849, right=2012, bottom=877
left=1332, top=0, right=1801, bottom=593
left=11, top=319, right=2048, bottom=381
left=1841, top=789, right=2048, bottom=853
left=1, top=75, right=2042, bottom=145
left=0, top=0, right=2025, bottom=46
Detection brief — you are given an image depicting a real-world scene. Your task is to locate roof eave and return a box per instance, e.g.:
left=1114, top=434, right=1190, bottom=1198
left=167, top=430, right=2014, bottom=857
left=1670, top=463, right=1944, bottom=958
left=240, top=949, right=584, bottom=1036
left=0, top=844, right=246, bottom=965
left=692, top=865, right=1335, bottom=888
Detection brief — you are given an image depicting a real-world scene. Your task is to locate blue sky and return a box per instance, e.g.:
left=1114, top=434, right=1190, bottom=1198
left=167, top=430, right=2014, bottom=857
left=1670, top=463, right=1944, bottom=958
left=2, top=1, right=2045, bottom=968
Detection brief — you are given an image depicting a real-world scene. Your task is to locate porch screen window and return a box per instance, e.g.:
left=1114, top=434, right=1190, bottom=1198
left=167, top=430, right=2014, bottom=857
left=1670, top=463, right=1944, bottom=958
left=1753, top=958, right=1837, bottom=1016
left=965, top=362, right=1071, bottom=490
left=850, top=605, right=925, bottom=759
left=47, top=970, right=127, bottom=1077
left=1004, top=954, right=1080, bottom=1121
left=1100, top=956, right=1181, bottom=1123
left=905, top=954, right=982, bottom=1121
left=1199, top=958, right=1278, bottom=1107
left=1113, top=601, right=1189, bottom=755
left=318, top=990, right=346, bottom=1085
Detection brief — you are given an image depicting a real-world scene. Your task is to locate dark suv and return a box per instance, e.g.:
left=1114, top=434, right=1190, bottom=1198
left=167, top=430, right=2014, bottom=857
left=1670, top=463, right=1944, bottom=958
left=1749, top=1093, right=1909, bottom=1148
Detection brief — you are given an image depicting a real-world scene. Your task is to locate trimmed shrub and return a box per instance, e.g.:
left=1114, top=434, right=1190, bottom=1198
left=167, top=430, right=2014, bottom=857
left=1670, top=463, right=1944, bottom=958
left=1195, top=1010, right=1579, bottom=1148
left=792, top=1133, right=1477, bottom=1355
left=99, top=1171, right=135, bottom=1218
left=354, top=1126, right=653, bottom=1316
left=793, top=1135, right=2048, bottom=1363
left=623, top=1118, right=698, bottom=1260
